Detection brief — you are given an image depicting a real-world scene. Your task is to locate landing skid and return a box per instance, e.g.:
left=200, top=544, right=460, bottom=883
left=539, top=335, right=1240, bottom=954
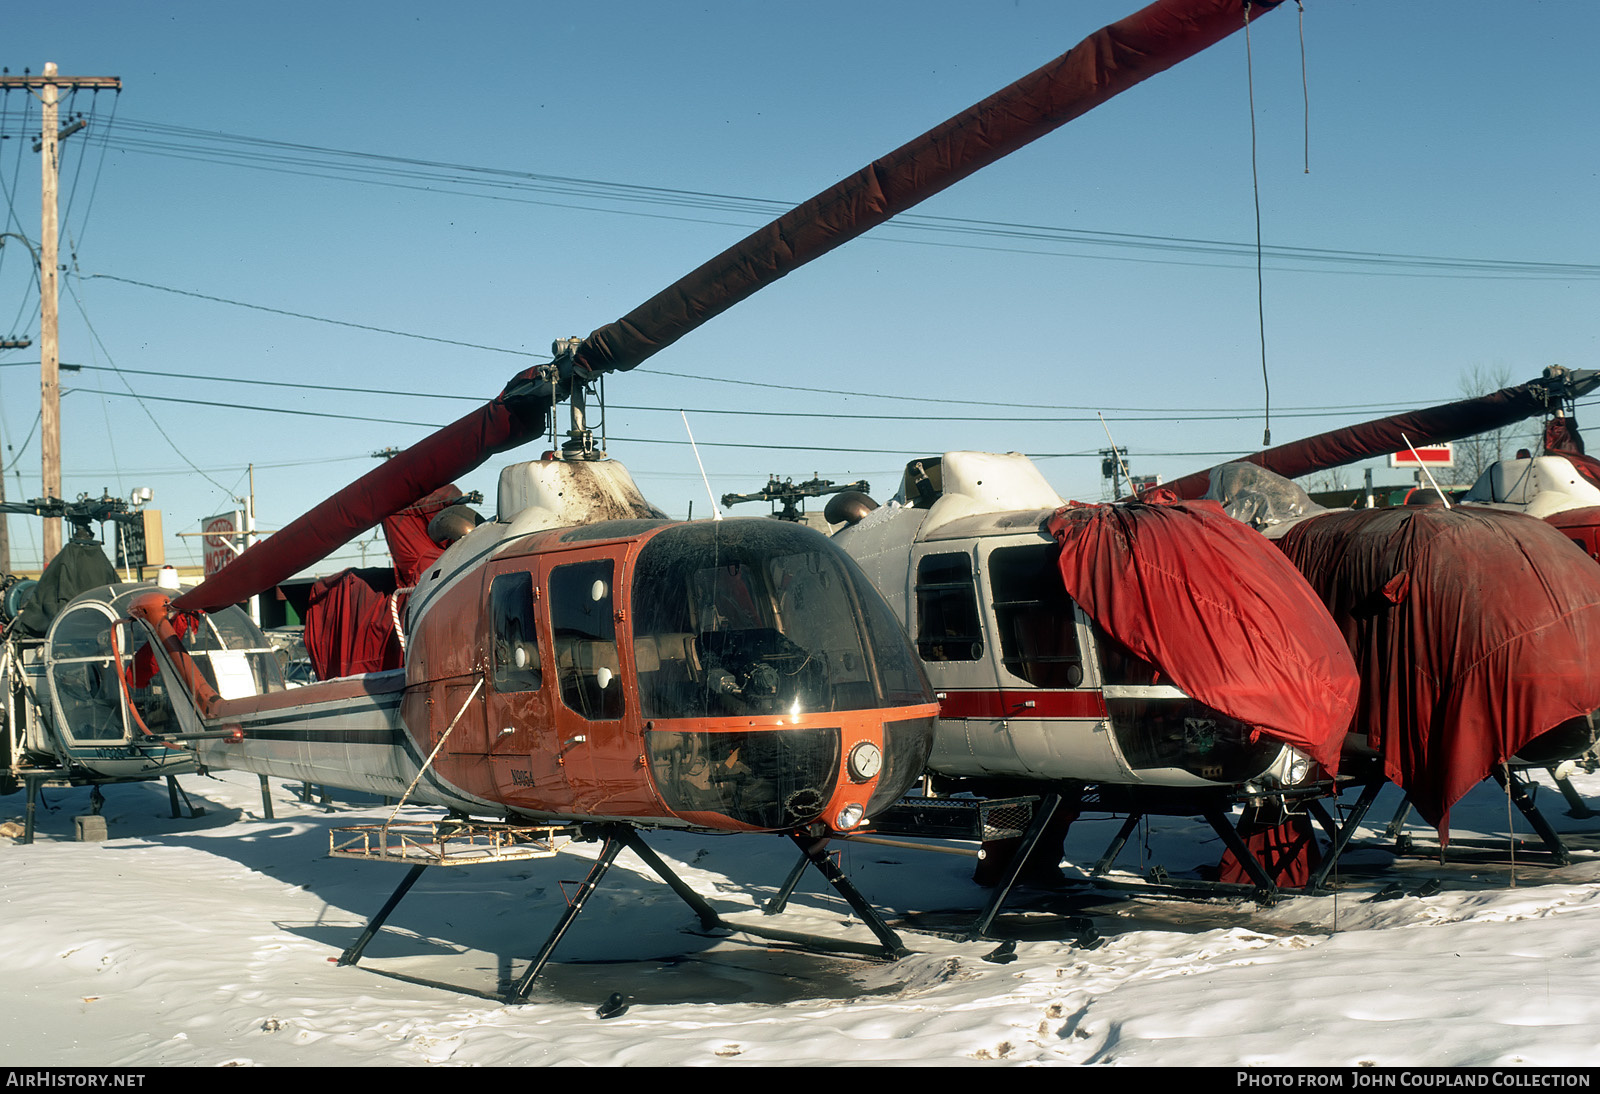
left=13, top=770, right=201, bottom=844
left=1379, top=766, right=1595, bottom=867
left=332, top=820, right=910, bottom=1004
left=830, top=781, right=1395, bottom=931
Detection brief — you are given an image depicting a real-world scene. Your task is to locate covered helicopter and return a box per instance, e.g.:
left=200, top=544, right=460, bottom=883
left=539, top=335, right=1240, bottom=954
left=5, top=0, right=1301, bottom=989
left=1153, top=367, right=1600, bottom=854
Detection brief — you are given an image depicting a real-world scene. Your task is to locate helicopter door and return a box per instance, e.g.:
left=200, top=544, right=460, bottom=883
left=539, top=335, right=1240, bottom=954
left=44, top=602, right=185, bottom=759
left=540, top=549, right=648, bottom=817
left=482, top=564, right=567, bottom=802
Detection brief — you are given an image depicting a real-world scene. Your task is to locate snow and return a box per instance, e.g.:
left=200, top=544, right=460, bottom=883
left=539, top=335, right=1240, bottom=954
left=4, top=768, right=1600, bottom=1067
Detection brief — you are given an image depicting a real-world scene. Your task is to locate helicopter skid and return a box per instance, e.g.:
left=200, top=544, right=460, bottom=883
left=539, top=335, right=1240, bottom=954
left=335, top=821, right=910, bottom=1004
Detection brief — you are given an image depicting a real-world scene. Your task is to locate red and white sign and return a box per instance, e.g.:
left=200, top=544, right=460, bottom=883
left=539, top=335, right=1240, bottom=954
left=202, top=511, right=242, bottom=576
left=1389, top=443, right=1454, bottom=469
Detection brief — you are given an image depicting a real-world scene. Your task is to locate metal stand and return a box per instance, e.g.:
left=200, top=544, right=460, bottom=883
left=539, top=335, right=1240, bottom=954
left=166, top=776, right=201, bottom=820
left=1303, top=777, right=1386, bottom=891
left=1549, top=768, right=1596, bottom=819
left=965, top=791, right=1093, bottom=939
left=1382, top=767, right=1580, bottom=866
left=335, top=821, right=910, bottom=1004
left=22, top=773, right=44, bottom=844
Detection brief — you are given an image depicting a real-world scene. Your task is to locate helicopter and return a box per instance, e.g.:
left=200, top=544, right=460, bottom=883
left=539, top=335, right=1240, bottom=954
left=1, top=493, right=204, bottom=834
left=4, top=0, right=1294, bottom=995
left=1162, top=369, right=1600, bottom=863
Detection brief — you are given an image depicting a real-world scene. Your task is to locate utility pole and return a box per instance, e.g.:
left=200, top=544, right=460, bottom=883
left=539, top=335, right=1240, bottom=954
left=0, top=64, right=121, bottom=566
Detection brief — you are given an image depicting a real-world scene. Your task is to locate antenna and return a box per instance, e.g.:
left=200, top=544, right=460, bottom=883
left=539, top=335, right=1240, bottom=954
left=1400, top=432, right=1452, bottom=509
left=1097, top=413, right=1133, bottom=499
left=681, top=412, right=722, bottom=521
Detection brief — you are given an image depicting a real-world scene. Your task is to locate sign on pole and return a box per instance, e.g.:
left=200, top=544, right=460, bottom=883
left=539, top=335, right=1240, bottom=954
left=1388, top=443, right=1454, bottom=469
left=202, top=511, right=243, bottom=576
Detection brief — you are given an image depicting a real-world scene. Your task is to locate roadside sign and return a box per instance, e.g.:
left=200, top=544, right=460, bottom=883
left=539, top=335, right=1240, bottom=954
left=1389, top=443, right=1453, bottom=469
left=203, top=511, right=242, bottom=576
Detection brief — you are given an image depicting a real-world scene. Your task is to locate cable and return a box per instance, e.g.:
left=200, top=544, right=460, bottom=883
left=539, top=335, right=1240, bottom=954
left=26, top=114, right=1597, bottom=280
left=82, top=273, right=545, bottom=357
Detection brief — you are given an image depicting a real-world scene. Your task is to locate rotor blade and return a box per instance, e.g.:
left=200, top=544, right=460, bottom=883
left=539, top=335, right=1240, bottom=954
left=176, top=0, right=1279, bottom=614
left=1157, top=368, right=1600, bottom=500
left=171, top=385, right=550, bottom=613
left=574, top=0, right=1282, bottom=376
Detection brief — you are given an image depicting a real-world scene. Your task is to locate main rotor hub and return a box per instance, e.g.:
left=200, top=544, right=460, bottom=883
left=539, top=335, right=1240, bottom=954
left=551, top=337, right=605, bottom=461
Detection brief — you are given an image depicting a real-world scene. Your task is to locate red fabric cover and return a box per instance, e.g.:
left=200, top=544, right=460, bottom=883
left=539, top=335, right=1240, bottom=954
left=1274, top=506, right=1600, bottom=836
left=1539, top=418, right=1600, bottom=492
left=1218, top=813, right=1321, bottom=888
left=1545, top=505, right=1600, bottom=540
left=1046, top=500, right=1356, bottom=774
left=131, top=612, right=197, bottom=688
left=573, top=0, right=1280, bottom=378
left=302, top=569, right=403, bottom=680
left=381, top=484, right=462, bottom=588
left=1157, top=381, right=1564, bottom=501
left=176, top=1, right=1278, bottom=617
left=1544, top=415, right=1587, bottom=456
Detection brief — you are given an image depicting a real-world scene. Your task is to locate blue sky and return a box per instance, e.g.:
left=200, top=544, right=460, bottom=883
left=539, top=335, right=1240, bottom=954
left=2, top=1, right=1596, bottom=573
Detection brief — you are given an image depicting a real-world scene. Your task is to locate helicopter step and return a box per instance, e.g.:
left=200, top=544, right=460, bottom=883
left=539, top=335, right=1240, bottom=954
left=334, top=820, right=911, bottom=1004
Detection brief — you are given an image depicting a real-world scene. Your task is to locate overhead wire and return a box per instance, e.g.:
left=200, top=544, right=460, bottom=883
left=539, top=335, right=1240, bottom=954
left=62, top=276, right=240, bottom=499
left=24, top=114, right=1596, bottom=281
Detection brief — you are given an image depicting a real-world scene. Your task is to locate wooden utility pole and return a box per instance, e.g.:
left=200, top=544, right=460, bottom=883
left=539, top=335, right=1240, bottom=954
left=0, top=64, right=121, bottom=566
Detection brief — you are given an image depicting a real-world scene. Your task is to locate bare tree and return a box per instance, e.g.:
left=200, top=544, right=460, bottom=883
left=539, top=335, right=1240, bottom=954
left=1453, top=363, right=1535, bottom=488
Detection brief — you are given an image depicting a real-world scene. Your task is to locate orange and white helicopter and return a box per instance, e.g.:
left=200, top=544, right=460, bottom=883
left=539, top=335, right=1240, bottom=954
left=4, top=0, right=1301, bottom=994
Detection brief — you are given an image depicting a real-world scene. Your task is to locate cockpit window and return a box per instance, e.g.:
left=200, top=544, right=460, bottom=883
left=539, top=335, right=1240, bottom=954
left=631, top=521, right=929, bottom=719
left=915, top=552, right=983, bottom=662
left=489, top=570, right=542, bottom=693
left=988, top=543, right=1084, bottom=688
left=550, top=558, right=624, bottom=720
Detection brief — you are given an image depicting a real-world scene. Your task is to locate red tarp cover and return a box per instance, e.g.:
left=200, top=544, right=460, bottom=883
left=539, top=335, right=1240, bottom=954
left=302, top=570, right=404, bottom=680
left=1274, top=506, right=1600, bottom=835
left=381, top=483, right=462, bottom=588
left=1047, top=500, right=1357, bottom=773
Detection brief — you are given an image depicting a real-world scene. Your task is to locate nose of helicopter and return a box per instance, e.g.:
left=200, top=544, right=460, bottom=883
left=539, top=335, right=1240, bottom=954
left=642, top=706, right=936, bottom=834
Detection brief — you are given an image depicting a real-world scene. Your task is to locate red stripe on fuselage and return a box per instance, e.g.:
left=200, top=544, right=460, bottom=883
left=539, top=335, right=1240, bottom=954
left=937, top=690, right=1108, bottom=720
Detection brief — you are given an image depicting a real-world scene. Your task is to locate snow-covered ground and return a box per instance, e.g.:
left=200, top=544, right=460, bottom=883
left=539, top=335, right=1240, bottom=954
left=4, top=767, right=1600, bottom=1067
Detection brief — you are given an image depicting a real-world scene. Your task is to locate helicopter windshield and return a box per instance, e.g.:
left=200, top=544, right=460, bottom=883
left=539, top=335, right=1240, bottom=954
left=630, top=520, right=929, bottom=720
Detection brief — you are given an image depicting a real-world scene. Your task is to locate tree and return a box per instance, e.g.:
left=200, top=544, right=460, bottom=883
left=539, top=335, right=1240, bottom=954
left=1453, top=364, right=1535, bottom=488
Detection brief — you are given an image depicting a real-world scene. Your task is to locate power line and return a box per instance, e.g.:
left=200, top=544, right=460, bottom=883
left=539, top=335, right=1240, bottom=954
left=34, top=115, right=1599, bottom=281
left=82, top=273, right=544, bottom=357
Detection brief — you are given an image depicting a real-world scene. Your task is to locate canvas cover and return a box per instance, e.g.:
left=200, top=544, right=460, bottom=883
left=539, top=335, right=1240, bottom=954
left=15, top=541, right=120, bottom=638
left=1274, top=506, right=1600, bottom=834
left=302, top=569, right=403, bottom=680
left=1158, top=380, right=1574, bottom=502
left=381, top=483, right=463, bottom=588
left=1046, top=500, right=1356, bottom=773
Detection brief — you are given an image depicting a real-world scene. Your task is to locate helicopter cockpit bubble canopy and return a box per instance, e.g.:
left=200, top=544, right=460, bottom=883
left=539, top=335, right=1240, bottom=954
left=46, top=586, right=284, bottom=733
left=37, top=584, right=284, bottom=779
left=629, top=519, right=935, bottom=828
